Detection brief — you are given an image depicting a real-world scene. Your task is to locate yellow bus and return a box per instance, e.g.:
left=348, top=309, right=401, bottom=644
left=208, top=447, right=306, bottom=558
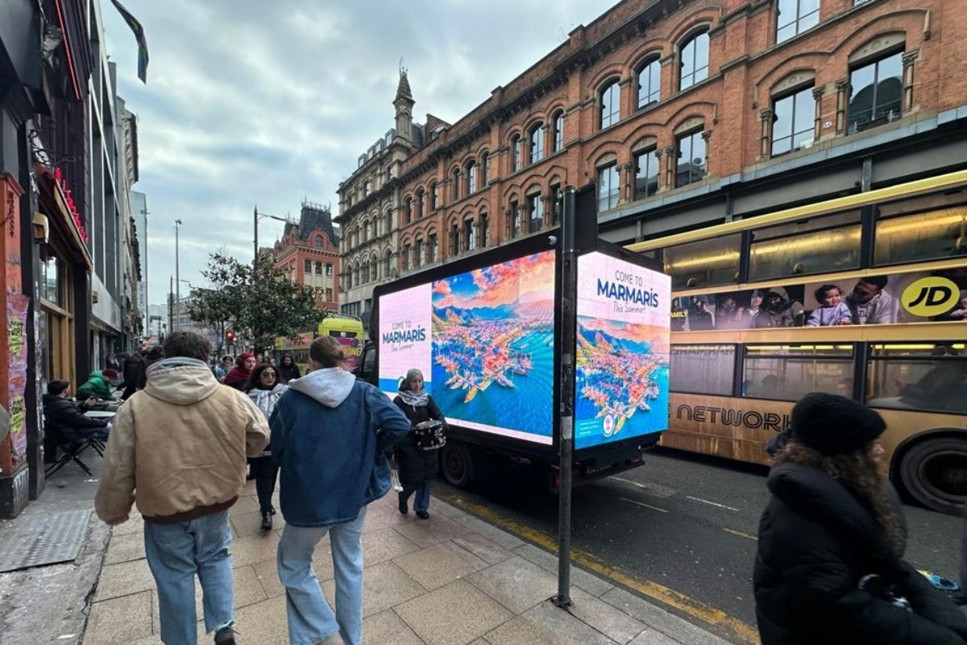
left=274, top=315, right=365, bottom=373
left=625, top=169, right=967, bottom=514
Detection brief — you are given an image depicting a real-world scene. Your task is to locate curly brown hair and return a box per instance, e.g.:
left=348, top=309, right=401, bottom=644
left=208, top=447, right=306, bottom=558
left=774, top=440, right=906, bottom=557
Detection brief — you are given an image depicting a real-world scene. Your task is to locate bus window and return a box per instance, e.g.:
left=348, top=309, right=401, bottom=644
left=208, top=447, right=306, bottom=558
left=663, top=233, right=741, bottom=290
left=867, top=343, right=967, bottom=413
left=875, top=195, right=967, bottom=265
left=749, top=210, right=861, bottom=281
left=669, top=345, right=735, bottom=396
left=742, top=344, right=853, bottom=401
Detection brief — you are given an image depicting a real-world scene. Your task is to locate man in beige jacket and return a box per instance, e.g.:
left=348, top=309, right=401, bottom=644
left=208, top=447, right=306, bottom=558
left=96, top=332, right=268, bottom=645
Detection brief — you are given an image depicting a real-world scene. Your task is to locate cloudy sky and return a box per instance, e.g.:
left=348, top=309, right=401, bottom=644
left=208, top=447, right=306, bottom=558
left=101, top=0, right=619, bottom=309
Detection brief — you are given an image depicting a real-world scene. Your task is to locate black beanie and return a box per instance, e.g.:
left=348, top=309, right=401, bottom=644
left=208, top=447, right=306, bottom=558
left=790, top=392, right=886, bottom=455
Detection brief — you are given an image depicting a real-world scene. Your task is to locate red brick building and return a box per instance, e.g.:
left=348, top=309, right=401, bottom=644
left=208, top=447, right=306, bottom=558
left=272, top=202, right=341, bottom=310
left=388, top=0, right=967, bottom=271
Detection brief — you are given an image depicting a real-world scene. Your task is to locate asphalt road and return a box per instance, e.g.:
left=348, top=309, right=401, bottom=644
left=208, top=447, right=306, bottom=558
left=432, top=447, right=965, bottom=644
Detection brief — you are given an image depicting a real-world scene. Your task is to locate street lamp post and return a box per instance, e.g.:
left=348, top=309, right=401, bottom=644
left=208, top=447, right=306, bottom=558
left=175, top=219, right=183, bottom=331
left=253, top=206, right=290, bottom=274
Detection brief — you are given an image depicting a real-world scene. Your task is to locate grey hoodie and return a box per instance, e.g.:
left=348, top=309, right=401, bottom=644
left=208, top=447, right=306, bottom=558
left=287, top=367, right=357, bottom=408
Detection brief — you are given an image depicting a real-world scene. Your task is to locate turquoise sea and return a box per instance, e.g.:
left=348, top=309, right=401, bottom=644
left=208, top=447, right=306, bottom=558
left=431, top=330, right=555, bottom=438
left=574, top=364, right=669, bottom=450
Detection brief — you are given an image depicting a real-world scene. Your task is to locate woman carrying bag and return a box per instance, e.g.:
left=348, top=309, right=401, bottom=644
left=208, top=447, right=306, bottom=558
left=393, top=368, right=447, bottom=519
left=244, top=363, right=288, bottom=531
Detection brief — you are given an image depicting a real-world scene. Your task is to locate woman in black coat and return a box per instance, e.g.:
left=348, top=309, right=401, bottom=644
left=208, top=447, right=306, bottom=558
left=755, top=393, right=967, bottom=644
left=393, top=368, right=446, bottom=519
left=277, top=354, right=301, bottom=383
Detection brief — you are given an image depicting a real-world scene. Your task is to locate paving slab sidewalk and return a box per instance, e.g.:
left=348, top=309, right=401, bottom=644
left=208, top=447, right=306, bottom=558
left=83, top=482, right=734, bottom=645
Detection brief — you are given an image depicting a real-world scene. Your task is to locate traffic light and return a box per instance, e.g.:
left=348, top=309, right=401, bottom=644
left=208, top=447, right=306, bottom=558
left=226, top=330, right=237, bottom=344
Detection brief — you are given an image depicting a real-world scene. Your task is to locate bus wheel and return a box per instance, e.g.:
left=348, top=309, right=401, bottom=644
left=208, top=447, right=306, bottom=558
left=897, top=436, right=967, bottom=515
left=441, top=443, right=473, bottom=488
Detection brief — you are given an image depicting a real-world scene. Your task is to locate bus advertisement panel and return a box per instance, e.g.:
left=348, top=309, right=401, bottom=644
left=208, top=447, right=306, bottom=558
left=377, top=251, right=557, bottom=445
left=670, top=269, right=967, bottom=331
left=575, top=252, right=671, bottom=450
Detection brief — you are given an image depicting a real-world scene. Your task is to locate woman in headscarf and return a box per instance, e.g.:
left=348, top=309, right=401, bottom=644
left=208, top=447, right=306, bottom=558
left=393, top=368, right=447, bottom=519
left=278, top=354, right=301, bottom=383
left=223, top=353, right=256, bottom=390
left=754, top=392, right=967, bottom=644
left=244, top=363, right=287, bottom=531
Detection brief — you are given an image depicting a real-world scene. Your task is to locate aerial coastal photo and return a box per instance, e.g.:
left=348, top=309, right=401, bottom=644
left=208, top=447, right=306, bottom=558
left=430, top=252, right=556, bottom=437
left=574, top=317, right=670, bottom=448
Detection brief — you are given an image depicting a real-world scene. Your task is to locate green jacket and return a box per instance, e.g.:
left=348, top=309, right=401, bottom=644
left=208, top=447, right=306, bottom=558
left=76, top=372, right=116, bottom=401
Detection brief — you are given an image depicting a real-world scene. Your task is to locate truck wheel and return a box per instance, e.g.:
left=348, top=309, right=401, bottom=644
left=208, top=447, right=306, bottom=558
left=442, top=443, right=473, bottom=488
left=897, top=436, right=967, bottom=515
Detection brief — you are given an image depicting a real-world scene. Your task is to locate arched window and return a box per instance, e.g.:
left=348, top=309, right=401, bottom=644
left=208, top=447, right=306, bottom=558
left=480, top=152, right=489, bottom=186
left=526, top=189, right=543, bottom=233
left=679, top=30, right=710, bottom=90
left=479, top=210, right=490, bottom=248
left=452, top=168, right=461, bottom=201
left=415, top=238, right=424, bottom=268
left=552, top=111, right=564, bottom=153
left=464, top=217, right=476, bottom=251
left=637, top=58, right=661, bottom=108
left=362, top=261, right=370, bottom=284
left=511, top=135, right=522, bottom=172
left=415, top=189, right=425, bottom=218
left=345, top=267, right=353, bottom=289
left=384, top=251, right=393, bottom=277
left=428, top=231, right=438, bottom=262
left=314, top=235, right=323, bottom=248
left=449, top=222, right=460, bottom=255
left=353, top=265, right=360, bottom=288
left=384, top=210, right=393, bottom=233
left=529, top=123, right=545, bottom=164
left=599, top=80, right=620, bottom=129
left=429, top=181, right=438, bottom=210
left=466, top=161, right=477, bottom=195
left=403, top=198, right=412, bottom=225
left=507, top=199, right=521, bottom=238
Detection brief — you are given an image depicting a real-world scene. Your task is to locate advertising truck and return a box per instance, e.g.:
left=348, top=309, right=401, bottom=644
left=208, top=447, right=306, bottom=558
left=371, top=228, right=672, bottom=490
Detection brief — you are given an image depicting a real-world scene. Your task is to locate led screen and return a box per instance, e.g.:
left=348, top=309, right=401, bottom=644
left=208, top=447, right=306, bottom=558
left=575, top=252, right=671, bottom=450
left=378, top=251, right=557, bottom=444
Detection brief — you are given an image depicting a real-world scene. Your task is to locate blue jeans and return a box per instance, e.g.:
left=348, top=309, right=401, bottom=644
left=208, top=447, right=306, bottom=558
left=143, top=510, right=234, bottom=644
left=277, top=507, right=367, bottom=645
left=400, top=481, right=431, bottom=512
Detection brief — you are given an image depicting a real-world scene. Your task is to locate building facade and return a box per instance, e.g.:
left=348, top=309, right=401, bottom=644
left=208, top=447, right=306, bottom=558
left=273, top=202, right=341, bottom=312
left=0, top=0, right=144, bottom=516
left=346, top=0, right=966, bottom=286
left=335, top=72, right=428, bottom=329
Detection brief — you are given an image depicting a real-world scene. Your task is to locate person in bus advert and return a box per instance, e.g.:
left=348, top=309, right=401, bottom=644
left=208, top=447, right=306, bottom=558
left=807, top=284, right=853, bottom=326
left=754, top=393, right=967, bottom=644
left=752, top=287, right=803, bottom=328
left=845, top=275, right=899, bottom=324
left=393, top=368, right=448, bottom=520
left=715, top=294, right=752, bottom=329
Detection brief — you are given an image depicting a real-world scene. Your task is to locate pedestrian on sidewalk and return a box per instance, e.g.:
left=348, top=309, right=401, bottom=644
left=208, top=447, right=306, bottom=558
left=270, top=335, right=409, bottom=645
left=244, top=362, right=287, bottom=531
left=223, top=353, right=256, bottom=390
left=393, top=368, right=448, bottom=520
left=278, top=354, right=301, bottom=383
left=95, top=332, right=269, bottom=645
left=754, top=392, right=967, bottom=644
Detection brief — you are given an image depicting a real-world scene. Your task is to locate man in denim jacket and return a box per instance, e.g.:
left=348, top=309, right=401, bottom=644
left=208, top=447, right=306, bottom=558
left=269, top=336, right=409, bottom=645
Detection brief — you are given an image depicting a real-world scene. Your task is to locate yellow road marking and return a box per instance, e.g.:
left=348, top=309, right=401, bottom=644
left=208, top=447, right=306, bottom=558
left=619, top=497, right=669, bottom=513
left=438, top=492, right=760, bottom=644
left=723, top=527, right=758, bottom=541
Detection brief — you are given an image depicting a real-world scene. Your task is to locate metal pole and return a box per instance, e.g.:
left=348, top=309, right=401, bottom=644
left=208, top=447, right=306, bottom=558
left=175, top=219, right=182, bottom=331
left=554, top=186, right=578, bottom=608
left=253, top=206, right=259, bottom=275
